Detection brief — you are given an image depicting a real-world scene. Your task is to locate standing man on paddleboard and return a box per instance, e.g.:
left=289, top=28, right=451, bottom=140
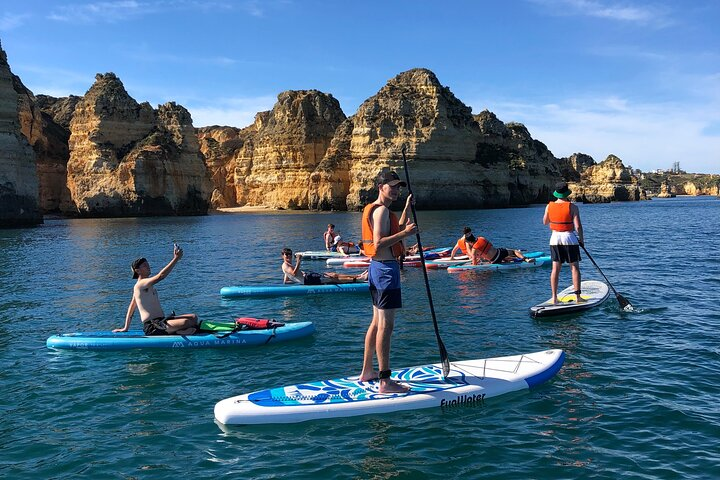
left=114, top=244, right=199, bottom=335
left=543, top=182, right=585, bottom=304
left=359, top=170, right=416, bottom=393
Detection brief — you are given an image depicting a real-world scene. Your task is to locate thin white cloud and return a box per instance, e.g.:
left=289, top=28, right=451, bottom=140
left=47, top=1, right=146, bottom=23
left=186, top=95, right=277, bottom=128
left=528, top=0, right=671, bottom=26
left=0, top=13, right=31, bottom=31
left=474, top=94, right=720, bottom=174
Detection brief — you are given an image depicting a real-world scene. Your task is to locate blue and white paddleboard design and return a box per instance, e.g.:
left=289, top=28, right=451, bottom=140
left=297, top=251, right=361, bottom=260
left=220, top=282, right=369, bottom=298
left=530, top=280, right=610, bottom=318
left=46, top=322, right=315, bottom=350
left=214, top=349, right=564, bottom=425
left=447, top=254, right=551, bottom=272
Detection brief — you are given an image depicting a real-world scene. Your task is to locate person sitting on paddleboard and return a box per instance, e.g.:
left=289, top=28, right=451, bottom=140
left=281, top=248, right=367, bottom=285
left=449, top=226, right=473, bottom=259
left=324, top=224, right=336, bottom=251
left=113, top=244, right=199, bottom=336
left=466, top=233, right=533, bottom=265
left=543, top=181, right=585, bottom=304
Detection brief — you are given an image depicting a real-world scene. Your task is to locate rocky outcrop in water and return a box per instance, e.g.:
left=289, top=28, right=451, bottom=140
left=309, top=69, right=564, bottom=210
left=566, top=154, right=644, bottom=203
left=0, top=42, right=42, bottom=226
left=231, top=90, right=346, bottom=209
left=14, top=83, right=73, bottom=213
left=197, top=125, right=254, bottom=208
left=66, top=73, right=212, bottom=216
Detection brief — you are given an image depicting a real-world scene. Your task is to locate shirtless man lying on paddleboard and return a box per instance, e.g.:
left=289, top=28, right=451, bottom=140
left=281, top=248, right=367, bottom=285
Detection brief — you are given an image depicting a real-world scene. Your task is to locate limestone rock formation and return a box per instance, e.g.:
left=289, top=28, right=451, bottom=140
left=66, top=73, right=212, bottom=216
left=568, top=154, right=643, bottom=202
left=35, top=94, right=81, bottom=128
left=310, top=69, right=564, bottom=210
left=233, top=90, right=346, bottom=209
left=656, top=179, right=676, bottom=198
left=14, top=80, right=73, bottom=213
left=0, top=42, right=42, bottom=226
left=197, top=125, right=254, bottom=208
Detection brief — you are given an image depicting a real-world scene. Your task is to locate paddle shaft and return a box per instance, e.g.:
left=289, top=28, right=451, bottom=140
left=580, top=244, right=632, bottom=309
left=400, top=146, right=451, bottom=378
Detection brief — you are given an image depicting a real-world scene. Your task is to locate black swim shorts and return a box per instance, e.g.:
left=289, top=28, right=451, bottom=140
left=550, top=245, right=581, bottom=264
left=143, top=317, right=170, bottom=336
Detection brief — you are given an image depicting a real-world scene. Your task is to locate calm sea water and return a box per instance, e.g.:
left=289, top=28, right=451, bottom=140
left=1, top=196, right=719, bottom=479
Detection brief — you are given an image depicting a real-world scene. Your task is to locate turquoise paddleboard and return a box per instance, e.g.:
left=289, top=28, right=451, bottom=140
left=46, top=321, right=315, bottom=350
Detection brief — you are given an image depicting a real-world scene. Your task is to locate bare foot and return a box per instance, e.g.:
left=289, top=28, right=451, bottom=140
left=551, top=298, right=559, bottom=305
left=378, top=379, right=410, bottom=394
left=358, top=371, right=378, bottom=382
left=576, top=296, right=587, bottom=303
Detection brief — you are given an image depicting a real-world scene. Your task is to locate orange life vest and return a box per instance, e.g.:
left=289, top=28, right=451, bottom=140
left=547, top=201, right=574, bottom=232
left=361, top=203, right=405, bottom=258
left=472, top=237, right=493, bottom=260
left=455, top=238, right=469, bottom=255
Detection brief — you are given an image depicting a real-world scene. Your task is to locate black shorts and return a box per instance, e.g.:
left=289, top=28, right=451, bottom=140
left=143, top=317, right=170, bottom=336
left=303, top=272, right=323, bottom=285
left=490, top=248, right=510, bottom=264
left=550, top=245, right=581, bottom=264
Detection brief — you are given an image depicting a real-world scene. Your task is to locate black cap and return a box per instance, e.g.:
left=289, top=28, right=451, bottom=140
left=377, top=170, right=407, bottom=187
left=553, top=182, right=572, bottom=199
left=131, top=257, right=147, bottom=279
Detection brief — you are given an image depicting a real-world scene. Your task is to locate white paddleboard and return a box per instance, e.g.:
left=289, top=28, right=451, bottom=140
left=529, top=280, right=610, bottom=318
left=214, top=349, right=564, bottom=425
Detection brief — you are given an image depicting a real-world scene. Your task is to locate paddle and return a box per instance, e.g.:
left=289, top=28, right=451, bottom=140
left=400, top=145, right=451, bottom=378
left=580, top=244, right=634, bottom=311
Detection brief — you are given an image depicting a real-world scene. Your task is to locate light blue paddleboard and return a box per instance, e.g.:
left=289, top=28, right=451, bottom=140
left=46, top=322, right=315, bottom=350
left=214, top=349, right=564, bottom=425
left=447, top=253, right=551, bottom=272
left=220, top=282, right=369, bottom=298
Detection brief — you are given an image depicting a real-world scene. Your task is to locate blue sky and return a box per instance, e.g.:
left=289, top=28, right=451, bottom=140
left=2, top=0, right=719, bottom=173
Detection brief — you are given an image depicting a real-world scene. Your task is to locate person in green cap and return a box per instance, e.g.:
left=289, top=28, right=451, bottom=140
left=543, top=182, right=584, bottom=304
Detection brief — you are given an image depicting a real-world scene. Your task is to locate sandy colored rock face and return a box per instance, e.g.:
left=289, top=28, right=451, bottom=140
left=0, top=42, right=42, bottom=226
left=66, top=73, right=212, bottom=216
left=230, top=90, right=346, bottom=209
left=568, top=154, right=643, bottom=203
left=311, top=69, right=564, bottom=211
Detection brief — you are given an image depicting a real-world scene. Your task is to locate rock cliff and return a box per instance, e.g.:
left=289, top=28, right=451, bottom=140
left=310, top=69, right=564, bottom=210
left=232, top=90, right=346, bottom=209
left=197, top=124, right=254, bottom=208
left=14, top=82, right=73, bottom=213
left=566, top=154, right=644, bottom=203
left=66, top=73, right=212, bottom=216
left=0, top=42, right=42, bottom=226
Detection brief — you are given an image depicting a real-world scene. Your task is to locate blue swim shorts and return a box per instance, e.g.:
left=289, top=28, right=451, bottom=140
left=368, top=260, right=402, bottom=310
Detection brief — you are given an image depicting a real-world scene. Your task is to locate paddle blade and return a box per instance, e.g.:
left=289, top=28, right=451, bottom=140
left=617, top=294, right=634, bottom=311
left=438, top=340, right=450, bottom=378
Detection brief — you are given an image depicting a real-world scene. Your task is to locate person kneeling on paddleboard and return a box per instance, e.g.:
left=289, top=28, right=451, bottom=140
left=281, top=248, right=367, bottom=285
left=113, top=244, right=199, bottom=336
left=465, top=233, right=532, bottom=265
